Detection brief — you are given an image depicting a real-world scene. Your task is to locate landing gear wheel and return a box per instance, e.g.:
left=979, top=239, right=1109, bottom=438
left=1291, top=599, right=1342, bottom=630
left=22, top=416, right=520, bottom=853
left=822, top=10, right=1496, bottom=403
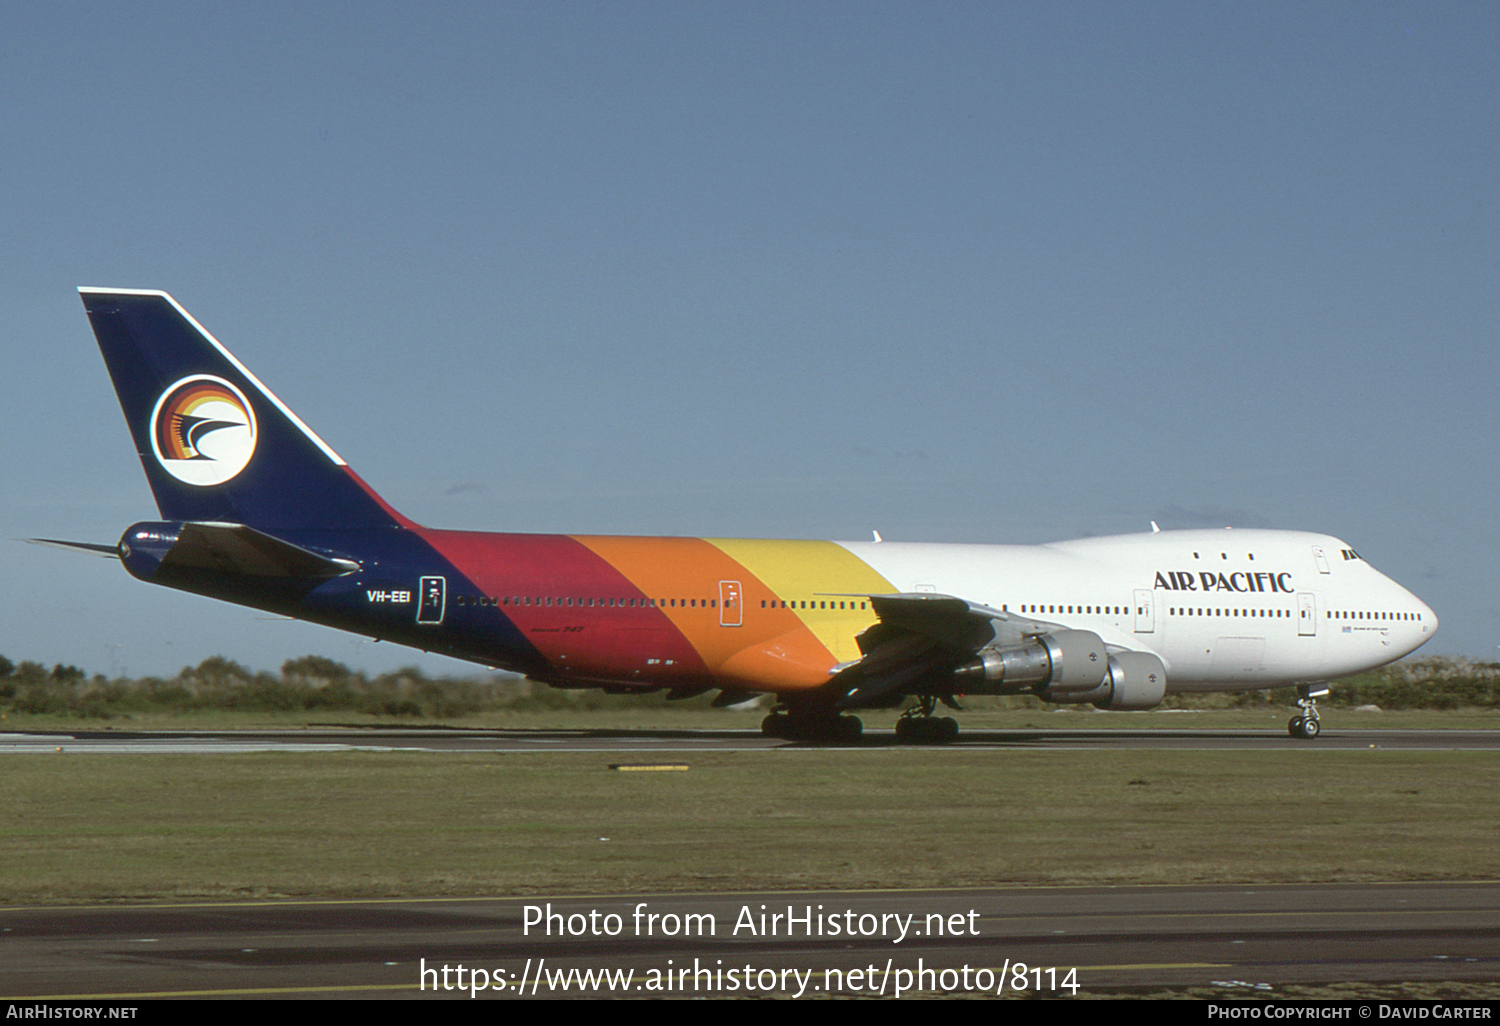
left=894, top=711, right=959, bottom=744
left=762, top=711, right=861, bottom=743
left=1288, top=716, right=1320, bottom=739
left=761, top=713, right=790, bottom=739
left=1290, top=683, right=1328, bottom=741
left=834, top=716, right=863, bottom=742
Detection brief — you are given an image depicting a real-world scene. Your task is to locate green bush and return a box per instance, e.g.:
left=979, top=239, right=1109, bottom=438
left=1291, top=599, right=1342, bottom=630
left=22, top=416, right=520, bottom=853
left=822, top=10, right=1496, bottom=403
left=1, top=651, right=1494, bottom=721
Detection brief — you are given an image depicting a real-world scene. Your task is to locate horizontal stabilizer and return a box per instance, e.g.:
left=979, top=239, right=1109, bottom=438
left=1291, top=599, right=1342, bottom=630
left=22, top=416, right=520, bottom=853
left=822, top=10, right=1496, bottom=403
left=157, top=522, right=359, bottom=579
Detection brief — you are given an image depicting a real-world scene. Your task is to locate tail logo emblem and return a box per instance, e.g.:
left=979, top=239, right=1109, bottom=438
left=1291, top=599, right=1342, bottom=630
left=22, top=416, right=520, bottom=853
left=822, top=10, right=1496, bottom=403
left=149, top=376, right=258, bottom=486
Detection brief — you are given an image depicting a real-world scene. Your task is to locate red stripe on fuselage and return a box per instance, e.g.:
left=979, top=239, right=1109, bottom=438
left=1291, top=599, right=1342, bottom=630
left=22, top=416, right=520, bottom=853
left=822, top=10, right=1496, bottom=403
left=415, top=529, right=710, bottom=685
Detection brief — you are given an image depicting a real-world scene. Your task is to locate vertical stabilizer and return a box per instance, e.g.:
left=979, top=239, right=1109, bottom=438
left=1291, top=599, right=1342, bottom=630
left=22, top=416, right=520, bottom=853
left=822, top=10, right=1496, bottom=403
left=80, top=288, right=407, bottom=530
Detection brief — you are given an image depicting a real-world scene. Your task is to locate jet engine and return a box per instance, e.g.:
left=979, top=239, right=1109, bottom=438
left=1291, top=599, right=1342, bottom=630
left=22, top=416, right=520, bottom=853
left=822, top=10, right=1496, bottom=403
left=953, top=631, right=1167, bottom=711
left=1047, top=650, right=1168, bottom=710
left=953, top=629, right=1108, bottom=694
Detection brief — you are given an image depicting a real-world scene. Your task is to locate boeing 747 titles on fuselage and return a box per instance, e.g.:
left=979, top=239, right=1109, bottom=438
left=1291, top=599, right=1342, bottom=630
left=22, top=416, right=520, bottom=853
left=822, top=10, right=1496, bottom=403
left=43, top=290, right=1437, bottom=741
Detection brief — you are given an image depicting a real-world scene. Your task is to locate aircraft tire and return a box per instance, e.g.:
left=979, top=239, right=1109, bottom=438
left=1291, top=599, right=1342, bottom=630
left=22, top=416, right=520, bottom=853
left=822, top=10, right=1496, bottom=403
left=1288, top=716, right=1321, bottom=740
left=835, top=716, right=863, bottom=742
left=764, top=712, right=861, bottom=743
left=894, top=716, right=958, bottom=744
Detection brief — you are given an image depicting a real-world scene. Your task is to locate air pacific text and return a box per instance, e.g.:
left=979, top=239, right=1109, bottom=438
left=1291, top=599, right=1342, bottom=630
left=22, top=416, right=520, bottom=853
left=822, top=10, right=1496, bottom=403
left=1154, top=571, right=1293, bottom=593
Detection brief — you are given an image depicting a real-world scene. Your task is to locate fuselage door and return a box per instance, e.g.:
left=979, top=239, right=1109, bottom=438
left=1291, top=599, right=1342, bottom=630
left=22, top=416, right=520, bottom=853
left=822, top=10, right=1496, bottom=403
left=1312, top=546, right=1331, bottom=574
left=719, top=580, right=743, bottom=627
left=418, top=576, right=446, bottom=625
left=1297, top=592, right=1317, bottom=636
left=1133, top=589, right=1155, bottom=633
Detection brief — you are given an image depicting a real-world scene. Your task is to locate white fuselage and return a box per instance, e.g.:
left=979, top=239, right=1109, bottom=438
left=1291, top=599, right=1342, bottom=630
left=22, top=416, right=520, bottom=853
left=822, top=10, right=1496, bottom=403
left=835, top=529, right=1437, bottom=692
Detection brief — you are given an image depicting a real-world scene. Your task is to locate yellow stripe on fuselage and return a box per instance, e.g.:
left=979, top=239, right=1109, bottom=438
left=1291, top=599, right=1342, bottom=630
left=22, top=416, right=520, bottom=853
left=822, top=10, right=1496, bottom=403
left=567, top=536, right=896, bottom=691
left=705, top=539, right=894, bottom=662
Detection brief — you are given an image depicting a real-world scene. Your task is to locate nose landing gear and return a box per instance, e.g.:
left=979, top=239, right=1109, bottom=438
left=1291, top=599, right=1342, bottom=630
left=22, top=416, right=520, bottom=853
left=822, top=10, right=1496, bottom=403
left=1287, top=683, right=1329, bottom=739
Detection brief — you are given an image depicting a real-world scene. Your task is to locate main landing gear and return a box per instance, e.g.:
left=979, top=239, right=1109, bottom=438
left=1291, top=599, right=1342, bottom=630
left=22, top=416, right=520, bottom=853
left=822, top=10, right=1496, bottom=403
left=1287, top=683, right=1329, bottom=739
left=759, top=696, right=963, bottom=745
left=761, top=708, right=863, bottom=743
left=893, top=697, right=959, bottom=743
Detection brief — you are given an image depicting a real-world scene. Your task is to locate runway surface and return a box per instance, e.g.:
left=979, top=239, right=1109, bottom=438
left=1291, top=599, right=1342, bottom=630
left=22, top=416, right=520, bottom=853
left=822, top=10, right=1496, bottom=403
left=3, top=727, right=1497, bottom=998
left=3, top=726, right=1499, bottom=754
left=2, top=882, right=1497, bottom=999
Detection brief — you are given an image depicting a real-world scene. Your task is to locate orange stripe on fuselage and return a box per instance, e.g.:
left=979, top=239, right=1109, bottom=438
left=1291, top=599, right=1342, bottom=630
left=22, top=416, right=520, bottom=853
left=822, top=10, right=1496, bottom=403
left=572, top=535, right=836, bottom=691
left=421, top=530, right=898, bottom=695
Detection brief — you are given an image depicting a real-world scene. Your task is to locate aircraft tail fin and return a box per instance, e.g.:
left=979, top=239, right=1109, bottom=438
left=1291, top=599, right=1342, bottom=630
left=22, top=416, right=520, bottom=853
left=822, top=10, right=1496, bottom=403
left=79, top=288, right=410, bottom=531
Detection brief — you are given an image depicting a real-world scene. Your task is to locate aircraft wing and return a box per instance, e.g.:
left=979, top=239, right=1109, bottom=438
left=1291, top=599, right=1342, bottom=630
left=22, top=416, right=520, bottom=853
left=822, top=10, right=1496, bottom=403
left=832, top=593, right=1066, bottom=709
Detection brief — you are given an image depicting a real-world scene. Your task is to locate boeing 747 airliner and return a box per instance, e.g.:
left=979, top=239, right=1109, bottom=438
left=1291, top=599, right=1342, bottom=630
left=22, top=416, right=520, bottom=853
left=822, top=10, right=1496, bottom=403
left=44, top=289, right=1437, bottom=742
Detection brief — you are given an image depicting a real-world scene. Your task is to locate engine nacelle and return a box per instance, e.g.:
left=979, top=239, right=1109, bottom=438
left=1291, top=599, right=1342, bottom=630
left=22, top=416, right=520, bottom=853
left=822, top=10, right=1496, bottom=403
left=1045, top=651, right=1167, bottom=710
left=953, top=630, right=1108, bottom=694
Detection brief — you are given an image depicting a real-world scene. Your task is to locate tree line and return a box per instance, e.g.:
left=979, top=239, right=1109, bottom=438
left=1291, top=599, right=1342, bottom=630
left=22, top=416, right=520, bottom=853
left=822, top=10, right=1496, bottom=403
left=0, top=654, right=676, bottom=719
left=0, top=653, right=1495, bottom=720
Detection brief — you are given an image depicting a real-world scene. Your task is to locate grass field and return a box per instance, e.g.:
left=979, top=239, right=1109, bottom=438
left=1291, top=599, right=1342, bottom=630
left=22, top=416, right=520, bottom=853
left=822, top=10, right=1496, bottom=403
left=7, top=701, right=1500, bottom=732
left=3, top=739, right=1498, bottom=903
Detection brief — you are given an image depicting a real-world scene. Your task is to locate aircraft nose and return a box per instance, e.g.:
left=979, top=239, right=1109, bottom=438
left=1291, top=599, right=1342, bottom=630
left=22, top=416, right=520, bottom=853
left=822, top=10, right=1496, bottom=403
left=1405, top=589, right=1438, bottom=648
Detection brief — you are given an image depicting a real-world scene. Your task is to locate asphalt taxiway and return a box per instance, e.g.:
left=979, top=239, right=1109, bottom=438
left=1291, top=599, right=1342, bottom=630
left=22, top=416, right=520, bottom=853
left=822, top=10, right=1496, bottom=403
left=3, top=883, right=1498, bottom=999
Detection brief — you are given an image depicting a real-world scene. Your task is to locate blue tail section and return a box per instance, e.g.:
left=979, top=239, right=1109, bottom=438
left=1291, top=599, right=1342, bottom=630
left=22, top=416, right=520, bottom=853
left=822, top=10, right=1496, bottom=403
left=80, top=288, right=406, bottom=530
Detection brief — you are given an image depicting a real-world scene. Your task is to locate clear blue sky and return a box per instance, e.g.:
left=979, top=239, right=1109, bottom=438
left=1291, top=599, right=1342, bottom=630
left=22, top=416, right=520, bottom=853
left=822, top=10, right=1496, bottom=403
left=2, top=2, right=1495, bottom=678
